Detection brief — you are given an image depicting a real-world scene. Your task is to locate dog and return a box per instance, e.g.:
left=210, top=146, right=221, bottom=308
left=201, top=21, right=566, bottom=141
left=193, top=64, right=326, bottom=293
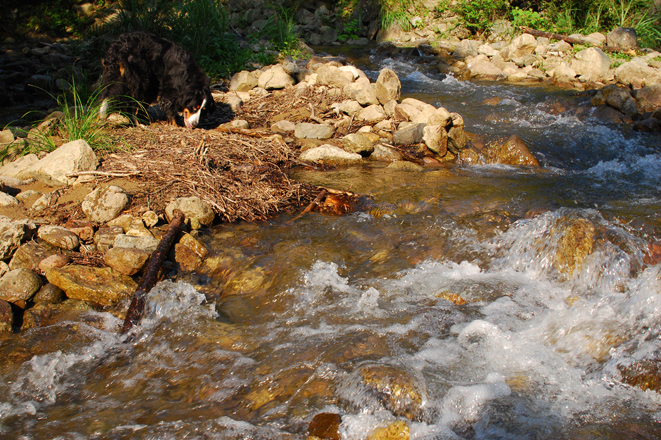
left=98, top=32, right=215, bottom=128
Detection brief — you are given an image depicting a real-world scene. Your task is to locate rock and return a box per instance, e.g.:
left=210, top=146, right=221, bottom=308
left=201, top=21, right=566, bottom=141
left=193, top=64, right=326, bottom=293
left=177, top=232, right=208, bottom=268
left=356, top=105, right=387, bottom=123
left=21, top=300, right=94, bottom=330
left=486, top=135, right=540, bottom=166
left=32, top=283, right=65, bottom=304
left=94, top=225, right=125, bottom=253
left=294, top=123, right=334, bottom=140
left=592, top=105, right=633, bottom=124
left=0, top=192, right=19, bottom=207
left=0, top=130, right=14, bottom=144
left=219, top=120, right=249, bottom=130
left=0, top=268, right=43, bottom=303
left=366, top=144, right=401, bottom=163
left=615, top=59, right=661, bottom=86
left=335, top=100, right=363, bottom=116
left=468, top=55, right=506, bottom=80
left=547, top=40, right=573, bottom=55
left=447, top=126, right=468, bottom=152
left=555, top=218, right=595, bottom=276
left=393, top=123, right=425, bottom=145
left=104, top=247, right=150, bottom=276
left=38, top=254, right=70, bottom=273
left=359, top=364, right=424, bottom=420
left=270, top=120, right=296, bottom=134
left=46, top=265, right=137, bottom=307
left=342, top=133, right=374, bottom=157
left=367, top=421, right=410, bottom=440
left=607, top=27, right=638, bottom=50
left=165, top=196, right=215, bottom=229
left=429, top=107, right=453, bottom=127
left=82, top=185, right=131, bottom=223
left=453, top=39, right=480, bottom=59
left=633, top=85, right=661, bottom=113
left=17, top=139, right=98, bottom=186
left=501, top=33, right=537, bottom=61
left=257, top=64, right=295, bottom=90
left=0, top=217, right=37, bottom=260
left=0, top=153, right=39, bottom=178
left=113, top=234, right=160, bottom=253
left=316, top=64, right=354, bottom=88
left=0, top=261, right=8, bottom=278
left=37, top=225, right=80, bottom=251
left=570, top=47, right=611, bottom=82
left=633, top=117, right=661, bottom=132
left=387, top=161, right=424, bottom=171
left=309, top=413, right=341, bottom=440
left=394, top=103, right=420, bottom=121
left=229, top=70, right=259, bottom=92
left=423, top=125, right=448, bottom=156
left=30, top=191, right=59, bottom=211
left=9, top=241, right=56, bottom=271
left=345, top=83, right=379, bottom=106
left=592, top=84, right=638, bottom=116
left=375, top=68, right=401, bottom=105
left=550, top=62, right=577, bottom=81
left=141, top=210, right=159, bottom=228
left=0, top=299, right=12, bottom=333
left=587, top=32, right=607, bottom=45
left=300, top=144, right=363, bottom=164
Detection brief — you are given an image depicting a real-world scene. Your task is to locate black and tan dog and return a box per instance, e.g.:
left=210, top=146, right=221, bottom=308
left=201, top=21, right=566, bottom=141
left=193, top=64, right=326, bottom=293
left=98, top=32, right=215, bottom=128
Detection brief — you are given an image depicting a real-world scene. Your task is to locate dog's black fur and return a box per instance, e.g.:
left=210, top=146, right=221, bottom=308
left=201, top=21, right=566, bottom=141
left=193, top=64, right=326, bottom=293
left=98, top=32, right=214, bottom=127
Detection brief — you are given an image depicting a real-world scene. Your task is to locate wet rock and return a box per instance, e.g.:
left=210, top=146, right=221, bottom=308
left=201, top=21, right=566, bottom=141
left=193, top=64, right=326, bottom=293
left=423, top=124, right=448, bottom=156
left=592, top=84, right=638, bottom=116
left=37, top=225, right=80, bottom=251
left=17, top=139, right=98, bottom=186
left=308, top=413, right=341, bottom=440
left=230, top=70, right=259, bottom=92
left=175, top=232, right=208, bottom=271
left=113, top=234, right=160, bottom=253
left=387, top=161, right=424, bottom=171
left=592, top=105, right=633, bottom=124
left=300, top=144, right=363, bottom=164
left=359, top=364, right=424, bottom=420
left=82, top=185, right=131, bottom=223
left=633, top=84, right=661, bottom=113
left=0, top=217, right=37, bottom=260
left=294, top=123, right=334, bottom=140
left=32, top=283, right=65, bottom=304
left=393, top=123, right=425, bottom=145
left=485, top=135, right=539, bottom=166
left=9, top=241, right=56, bottom=271
left=46, top=265, right=137, bottom=307
left=555, top=218, right=595, bottom=276
left=165, top=196, right=215, bottom=229
left=570, top=47, right=611, bottom=82
left=447, top=126, right=468, bottom=152
left=341, top=133, right=374, bottom=157
left=103, top=247, right=150, bottom=276
left=94, top=225, right=125, bottom=253
left=257, top=64, right=295, bottom=90
left=0, top=268, right=43, bottom=303
left=633, top=117, right=661, bottom=132
left=0, top=299, right=12, bottom=333
left=22, top=299, right=94, bottom=330
left=367, top=421, right=410, bottom=440
left=618, top=360, right=661, bottom=392
left=375, top=68, right=401, bottom=104
left=357, top=104, right=387, bottom=123
left=607, top=27, right=638, bottom=50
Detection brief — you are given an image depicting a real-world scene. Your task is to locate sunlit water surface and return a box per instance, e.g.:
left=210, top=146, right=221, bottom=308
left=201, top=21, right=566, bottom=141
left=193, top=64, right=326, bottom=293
left=1, top=52, right=661, bottom=439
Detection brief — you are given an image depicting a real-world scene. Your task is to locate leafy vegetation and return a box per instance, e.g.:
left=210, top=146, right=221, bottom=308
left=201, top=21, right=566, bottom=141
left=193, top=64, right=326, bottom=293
left=340, top=18, right=362, bottom=41
left=380, top=0, right=414, bottom=31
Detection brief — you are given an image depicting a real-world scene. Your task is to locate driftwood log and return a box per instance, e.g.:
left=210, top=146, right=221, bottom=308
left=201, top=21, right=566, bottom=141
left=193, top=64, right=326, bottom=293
left=121, top=209, right=186, bottom=334
left=520, top=26, right=633, bottom=53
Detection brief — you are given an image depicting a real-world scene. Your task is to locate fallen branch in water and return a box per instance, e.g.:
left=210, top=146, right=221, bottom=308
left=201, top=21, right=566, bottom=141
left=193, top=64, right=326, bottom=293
left=289, top=189, right=327, bottom=223
left=120, top=209, right=185, bottom=334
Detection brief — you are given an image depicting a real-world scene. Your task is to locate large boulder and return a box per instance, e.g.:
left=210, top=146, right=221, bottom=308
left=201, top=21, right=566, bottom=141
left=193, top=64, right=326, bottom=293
left=592, top=84, right=638, bottom=116
left=46, top=265, right=137, bottom=307
left=468, top=55, right=506, bottom=80
left=607, top=27, right=638, bottom=50
left=17, top=139, right=98, bottom=185
left=229, top=70, right=259, bottom=92
left=375, top=68, right=401, bottom=104
left=393, top=123, right=425, bottom=146
left=341, top=133, right=374, bottom=157
left=570, top=47, right=611, bottom=82
left=82, top=185, right=131, bottom=223
left=452, top=39, right=480, bottom=59
left=294, top=123, right=334, bottom=140
left=501, top=33, right=537, bottom=61
left=300, top=144, right=363, bottom=164
left=615, top=59, right=661, bottom=86
left=633, top=85, right=661, bottom=113
left=0, top=268, right=42, bottom=303
left=423, top=125, right=448, bottom=156
left=258, top=65, right=295, bottom=90
left=316, top=64, right=354, bottom=88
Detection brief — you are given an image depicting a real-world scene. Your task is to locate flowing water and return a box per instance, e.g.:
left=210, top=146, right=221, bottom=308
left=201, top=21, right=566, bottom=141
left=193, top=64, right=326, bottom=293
left=2, top=52, right=661, bottom=439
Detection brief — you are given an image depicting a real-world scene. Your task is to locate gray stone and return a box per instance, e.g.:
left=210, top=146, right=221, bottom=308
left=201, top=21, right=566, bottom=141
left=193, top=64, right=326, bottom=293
left=0, top=269, right=42, bottom=303
left=37, top=225, right=80, bottom=251
left=453, top=39, right=480, bottom=59
left=468, top=55, right=506, bottom=80
left=501, top=33, right=537, bottom=61
left=257, top=65, right=295, bottom=90
left=165, top=196, right=215, bottom=229
left=0, top=217, right=37, bottom=260
left=423, top=125, right=448, bottom=156
left=17, top=139, right=98, bottom=186
left=294, top=122, right=334, bottom=140
left=370, top=144, right=404, bottom=162
left=356, top=105, right=387, bottom=123
left=607, top=27, right=638, bottom=50
left=341, top=133, right=374, bottom=157
left=375, top=68, right=401, bottom=104
left=299, top=144, right=363, bottom=164
left=0, top=192, right=18, bottom=207
left=393, top=123, right=425, bottom=145
left=336, top=100, right=363, bottom=116
left=571, top=47, right=611, bottom=82
left=0, top=154, right=39, bottom=178
left=113, top=235, right=160, bottom=253
left=230, top=70, right=259, bottom=92
left=615, top=59, right=661, bottom=86
left=271, top=120, right=296, bottom=134
left=82, top=185, right=131, bottom=223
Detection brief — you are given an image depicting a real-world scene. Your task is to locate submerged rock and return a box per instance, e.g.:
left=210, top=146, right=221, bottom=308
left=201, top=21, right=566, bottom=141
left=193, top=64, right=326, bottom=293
left=367, top=421, right=410, bottom=440
left=555, top=218, right=595, bottom=276
left=308, top=413, right=342, bottom=440
left=359, top=364, right=425, bottom=421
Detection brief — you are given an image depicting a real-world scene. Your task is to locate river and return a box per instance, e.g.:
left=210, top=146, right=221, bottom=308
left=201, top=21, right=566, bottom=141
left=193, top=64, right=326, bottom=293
left=1, top=51, right=661, bottom=439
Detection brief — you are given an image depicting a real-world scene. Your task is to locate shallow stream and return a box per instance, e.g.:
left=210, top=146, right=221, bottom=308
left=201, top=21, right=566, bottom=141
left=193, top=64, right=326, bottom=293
left=2, top=52, right=661, bottom=439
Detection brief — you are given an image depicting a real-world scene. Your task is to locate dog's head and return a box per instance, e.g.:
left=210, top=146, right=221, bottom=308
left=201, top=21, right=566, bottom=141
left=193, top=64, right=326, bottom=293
left=182, top=86, right=215, bottom=129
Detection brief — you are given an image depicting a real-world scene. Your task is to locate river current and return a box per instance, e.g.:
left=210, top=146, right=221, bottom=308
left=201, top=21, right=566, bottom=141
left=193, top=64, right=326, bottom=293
left=1, top=53, right=661, bottom=439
